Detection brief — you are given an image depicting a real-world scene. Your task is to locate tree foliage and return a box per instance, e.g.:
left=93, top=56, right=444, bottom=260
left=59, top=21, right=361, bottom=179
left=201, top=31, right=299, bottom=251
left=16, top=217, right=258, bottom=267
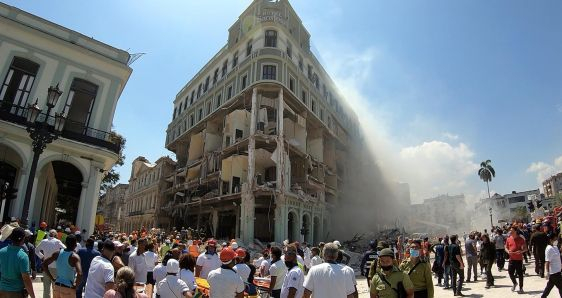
left=100, top=132, right=126, bottom=194
left=478, top=160, right=496, bottom=183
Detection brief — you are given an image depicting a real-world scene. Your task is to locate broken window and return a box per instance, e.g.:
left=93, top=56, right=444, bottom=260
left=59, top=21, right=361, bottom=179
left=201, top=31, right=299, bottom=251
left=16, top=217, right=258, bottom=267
left=0, top=57, right=40, bottom=115
left=62, top=78, right=98, bottom=134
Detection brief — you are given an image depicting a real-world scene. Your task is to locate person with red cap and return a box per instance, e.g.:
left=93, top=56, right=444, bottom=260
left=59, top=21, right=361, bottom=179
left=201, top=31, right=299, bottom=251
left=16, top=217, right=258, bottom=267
left=195, top=239, right=221, bottom=279
left=233, top=248, right=251, bottom=282
left=207, top=247, right=245, bottom=298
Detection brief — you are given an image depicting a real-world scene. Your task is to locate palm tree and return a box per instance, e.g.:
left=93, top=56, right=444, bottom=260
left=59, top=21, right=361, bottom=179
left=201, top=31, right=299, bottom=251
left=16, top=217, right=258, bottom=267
left=478, top=160, right=496, bottom=199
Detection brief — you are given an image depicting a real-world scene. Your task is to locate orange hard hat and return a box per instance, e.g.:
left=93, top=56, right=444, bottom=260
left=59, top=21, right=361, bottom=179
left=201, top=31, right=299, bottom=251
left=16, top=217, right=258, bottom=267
left=236, top=248, right=246, bottom=258
left=40, top=222, right=47, bottom=228
left=220, top=247, right=236, bottom=263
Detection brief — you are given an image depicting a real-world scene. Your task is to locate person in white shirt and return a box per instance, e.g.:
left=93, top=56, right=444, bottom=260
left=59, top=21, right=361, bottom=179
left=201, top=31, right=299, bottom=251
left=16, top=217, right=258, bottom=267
left=281, top=244, right=304, bottom=298
left=145, top=242, right=159, bottom=297
left=35, top=229, right=65, bottom=298
left=85, top=240, right=115, bottom=298
left=233, top=248, right=251, bottom=282
left=542, top=233, right=562, bottom=297
left=195, top=239, right=221, bottom=279
left=157, top=259, right=193, bottom=298
left=269, top=246, right=287, bottom=298
left=310, top=247, right=323, bottom=267
left=129, top=238, right=148, bottom=285
left=178, top=253, right=197, bottom=292
left=303, top=242, right=355, bottom=298
left=302, top=242, right=312, bottom=270
left=259, top=251, right=271, bottom=277
left=207, top=247, right=245, bottom=298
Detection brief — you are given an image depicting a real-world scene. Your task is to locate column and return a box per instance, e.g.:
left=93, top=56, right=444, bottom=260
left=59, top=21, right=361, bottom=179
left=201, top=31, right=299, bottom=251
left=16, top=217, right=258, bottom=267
left=276, top=89, right=286, bottom=192
left=80, top=164, right=103, bottom=236
left=26, top=176, right=39, bottom=223
left=241, top=87, right=258, bottom=244
left=211, top=209, right=219, bottom=237
left=274, top=193, right=286, bottom=243
left=75, top=182, right=89, bottom=229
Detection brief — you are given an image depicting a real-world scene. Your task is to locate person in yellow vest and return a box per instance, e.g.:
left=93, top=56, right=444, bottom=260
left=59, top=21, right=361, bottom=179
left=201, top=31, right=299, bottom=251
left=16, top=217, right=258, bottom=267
left=35, top=222, right=48, bottom=246
left=370, top=248, right=414, bottom=298
left=399, top=240, right=434, bottom=298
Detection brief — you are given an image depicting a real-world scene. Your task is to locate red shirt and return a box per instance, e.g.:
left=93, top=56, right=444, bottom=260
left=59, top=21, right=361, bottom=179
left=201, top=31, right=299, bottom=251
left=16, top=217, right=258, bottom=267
left=506, top=236, right=526, bottom=261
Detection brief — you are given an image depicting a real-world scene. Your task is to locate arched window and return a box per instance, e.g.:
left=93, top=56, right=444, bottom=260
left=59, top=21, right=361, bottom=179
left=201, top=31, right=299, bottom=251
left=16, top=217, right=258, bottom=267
left=0, top=57, right=40, bottom=115
left=265, top=30, right=277, bottom=47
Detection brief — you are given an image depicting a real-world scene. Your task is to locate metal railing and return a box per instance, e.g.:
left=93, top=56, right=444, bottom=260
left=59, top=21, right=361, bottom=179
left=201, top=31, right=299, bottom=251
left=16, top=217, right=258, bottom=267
left=0, top=101, right=121, bottom=154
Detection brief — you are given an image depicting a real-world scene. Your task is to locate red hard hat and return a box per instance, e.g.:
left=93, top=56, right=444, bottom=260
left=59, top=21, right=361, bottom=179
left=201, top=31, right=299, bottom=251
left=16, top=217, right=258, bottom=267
left=220, top=247, right=236, bottom=263
left=40, top=222, right=47, bottom=228
left=207, top=239, right=217, bottom=247
left=236, top=248, right=246, bottom=258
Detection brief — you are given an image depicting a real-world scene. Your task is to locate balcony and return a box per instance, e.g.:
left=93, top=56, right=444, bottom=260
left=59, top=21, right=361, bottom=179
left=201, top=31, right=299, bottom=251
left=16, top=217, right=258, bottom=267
left=0, top=102, right=121, bottom=154
left=129, top=210, right=144, bottom=216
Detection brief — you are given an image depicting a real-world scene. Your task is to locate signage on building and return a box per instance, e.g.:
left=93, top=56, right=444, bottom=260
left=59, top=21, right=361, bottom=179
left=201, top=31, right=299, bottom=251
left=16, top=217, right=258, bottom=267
left=257, top=9, right=287, bottom=27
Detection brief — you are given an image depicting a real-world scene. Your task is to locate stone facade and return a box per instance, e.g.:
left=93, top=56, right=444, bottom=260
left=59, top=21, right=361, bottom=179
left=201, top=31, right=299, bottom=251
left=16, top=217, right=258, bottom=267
left=0, top=3, right=131, bottom=233
left=98, top=183, right=128, bottom=231
left=543, top=173, right=562, bottom=198
left=163, top=0, right=359, bottom=244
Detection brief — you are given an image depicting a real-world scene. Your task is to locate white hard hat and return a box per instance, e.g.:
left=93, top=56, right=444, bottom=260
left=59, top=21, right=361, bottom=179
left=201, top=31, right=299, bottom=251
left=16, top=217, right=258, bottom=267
left=333, top=240, right=341, bottom=247
left=231, top=242, right=239, bottom=249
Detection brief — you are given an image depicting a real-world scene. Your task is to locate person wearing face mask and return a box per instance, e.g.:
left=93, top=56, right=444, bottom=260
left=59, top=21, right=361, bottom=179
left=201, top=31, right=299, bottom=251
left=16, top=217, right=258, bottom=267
left=399, top=240, right=433, bottom=298
left=542, top=232, right=562, bottom=297
left=280, top=244, right=304, bottom=298
left=195, top=239, right=221, bottom=279
left=370, top=248, right=414, bottom=298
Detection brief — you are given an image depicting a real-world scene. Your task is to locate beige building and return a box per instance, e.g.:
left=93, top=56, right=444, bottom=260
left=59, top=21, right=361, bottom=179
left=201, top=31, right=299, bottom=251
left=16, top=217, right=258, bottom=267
left=163, top=0, right=360, bottom=244
left=543, top=173, right=562, bottom=198
left=122, top=156, right=176, bottom=232
left=97, top=183, right=128, bottom=231
left=0, top=3, right=131, bottom=233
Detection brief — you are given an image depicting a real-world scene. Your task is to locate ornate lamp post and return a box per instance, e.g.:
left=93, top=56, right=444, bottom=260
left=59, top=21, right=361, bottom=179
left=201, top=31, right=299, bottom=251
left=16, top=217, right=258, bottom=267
left=489, top=207, right=493, bottom=228
left=21, top=84, right=66, bottom=225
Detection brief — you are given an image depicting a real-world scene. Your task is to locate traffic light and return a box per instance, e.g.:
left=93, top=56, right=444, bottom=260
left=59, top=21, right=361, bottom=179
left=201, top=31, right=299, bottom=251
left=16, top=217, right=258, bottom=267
left=536, top=199, right=543, bottom=209
left=527, top=201, right=535, bottom=212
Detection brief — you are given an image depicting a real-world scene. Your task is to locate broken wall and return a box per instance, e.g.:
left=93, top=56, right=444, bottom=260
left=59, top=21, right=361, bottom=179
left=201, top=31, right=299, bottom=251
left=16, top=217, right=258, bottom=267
left=224, top=110, right=250, bottom=147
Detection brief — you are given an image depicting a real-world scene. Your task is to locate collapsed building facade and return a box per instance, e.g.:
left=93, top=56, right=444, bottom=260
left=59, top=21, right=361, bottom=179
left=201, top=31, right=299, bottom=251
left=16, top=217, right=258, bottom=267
left=163, top=0, right=360, bottom=244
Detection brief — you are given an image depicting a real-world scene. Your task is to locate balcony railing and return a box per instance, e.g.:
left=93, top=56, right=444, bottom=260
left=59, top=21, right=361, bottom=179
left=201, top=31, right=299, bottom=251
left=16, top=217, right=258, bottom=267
left=0, top=101, right=121, bottom=154
left=129, top=210, right=144, bottom=216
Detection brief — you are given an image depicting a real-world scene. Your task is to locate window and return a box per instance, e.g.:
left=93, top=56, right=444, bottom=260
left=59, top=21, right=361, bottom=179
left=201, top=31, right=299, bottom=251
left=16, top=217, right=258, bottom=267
left=178, top=102, right=182, bottom=114
left=213, top=68, right=219, bottom=84
left=265, top=30, right=277, bottom=47
left=289, top=77, right=295, bottom=92
left=298, top=56, right=303, bottom=71
left=287, top=43, right=292, bottom=58
left=190, top=91, right=195, bottom=104
left=222, top=60, right=228, bottom=77
left=307, top=65, right=312, bottom=79
left=62, top=78, right=98, bottom=134
left=227, top=85, right=233, bottom=99
left=232, top=51, right=238, bottom=67
left=246, top=39, right=253, bottom=56
left=262, top=65, right=276, bottom=80
left=173, top=107, right=177, bottom=120
left=189, top=114, right=194, bottom=127
left=204, top=76, right=210, bottom=92
left=216, top=94, right=222, bottom=108
left=241, top=75, right=247, bottom=89
left=311, top=100, right=316, bottom=113
left=207, top=101, right=212, bottom=115
left=198, top=108, right=203, bottom=121
left=197, top=84, right=202, bottom=98
left=301, top=90, right=306, bottom=103
left=320, top=109, right=324, bottom=121
left=0, top=57, right=40, bottom=115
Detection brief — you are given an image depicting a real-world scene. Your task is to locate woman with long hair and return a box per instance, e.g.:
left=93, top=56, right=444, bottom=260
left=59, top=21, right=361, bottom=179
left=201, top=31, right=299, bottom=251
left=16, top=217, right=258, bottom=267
left=104, top=266, right=148, bottom=298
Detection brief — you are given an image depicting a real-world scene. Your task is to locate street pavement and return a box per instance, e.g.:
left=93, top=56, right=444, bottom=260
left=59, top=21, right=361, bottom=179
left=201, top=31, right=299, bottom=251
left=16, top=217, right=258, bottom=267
left=31, top=255, right=558, bottom=297
left=357, top=255, right=558, bottom=297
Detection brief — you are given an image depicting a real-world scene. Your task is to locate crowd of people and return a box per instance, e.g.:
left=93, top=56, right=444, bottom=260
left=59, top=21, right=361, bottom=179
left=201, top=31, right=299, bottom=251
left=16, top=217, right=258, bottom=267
left=2, top=217, right=562, bottom=298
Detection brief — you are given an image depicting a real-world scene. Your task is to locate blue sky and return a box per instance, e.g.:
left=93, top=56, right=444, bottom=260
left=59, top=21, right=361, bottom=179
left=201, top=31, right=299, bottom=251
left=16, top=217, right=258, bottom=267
left=6, top=0, right=562, bottom=204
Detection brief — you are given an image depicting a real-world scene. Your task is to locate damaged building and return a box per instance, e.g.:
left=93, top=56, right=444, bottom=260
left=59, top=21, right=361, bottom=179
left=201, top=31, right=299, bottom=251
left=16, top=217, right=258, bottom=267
left=163, top=0, right=359, bottom=244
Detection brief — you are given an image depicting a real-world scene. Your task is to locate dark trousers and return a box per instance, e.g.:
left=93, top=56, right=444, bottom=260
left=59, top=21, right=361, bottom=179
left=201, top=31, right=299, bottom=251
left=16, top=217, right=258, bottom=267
left=535, top=249, right=546, bottom=277
left=466, top=256, right=478, bottom=281
left=271, top=289, right=281, bottom=298
left=451, top=265, right=464, bottom=294
left=414, top=289, right=428, bottom=298
left=542, top=272, right=562, bottom=298
left=496, top=249, right=505, bottom=269
left=485, top=261, right=494, bottom=286
left=508, top=260, right=524, bottom=288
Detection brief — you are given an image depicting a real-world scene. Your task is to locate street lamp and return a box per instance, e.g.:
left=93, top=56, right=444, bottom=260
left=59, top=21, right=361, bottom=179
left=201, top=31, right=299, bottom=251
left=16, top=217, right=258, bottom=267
left=21, top=84, right=65, bottom=225
left=489, top=207, right=493, bottom=228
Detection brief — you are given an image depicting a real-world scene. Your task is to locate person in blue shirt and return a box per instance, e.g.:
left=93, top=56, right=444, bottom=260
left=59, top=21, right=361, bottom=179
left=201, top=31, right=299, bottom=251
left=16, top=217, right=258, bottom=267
left=76, top=237, right=100, bottom=298
left=0, top=227, right=36, bottom=297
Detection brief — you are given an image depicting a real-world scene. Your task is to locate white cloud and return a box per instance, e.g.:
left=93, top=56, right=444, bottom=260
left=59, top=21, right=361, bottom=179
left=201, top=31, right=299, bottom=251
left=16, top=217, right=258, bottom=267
left=527, top=155, right=562, bottom=187
left=442, top=132, right=459, bottom=140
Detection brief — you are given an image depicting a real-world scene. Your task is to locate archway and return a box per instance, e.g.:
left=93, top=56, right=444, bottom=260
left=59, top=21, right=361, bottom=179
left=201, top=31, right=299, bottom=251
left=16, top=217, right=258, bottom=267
left=0, top=143, right=24, bottom=222
left=313, top=216, right=320, bottom=245
left=287, top=211, right=299, bottom=242
left=35, top=161, right=83, bottom=226
left=302, top=213, right=311, bottom=243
